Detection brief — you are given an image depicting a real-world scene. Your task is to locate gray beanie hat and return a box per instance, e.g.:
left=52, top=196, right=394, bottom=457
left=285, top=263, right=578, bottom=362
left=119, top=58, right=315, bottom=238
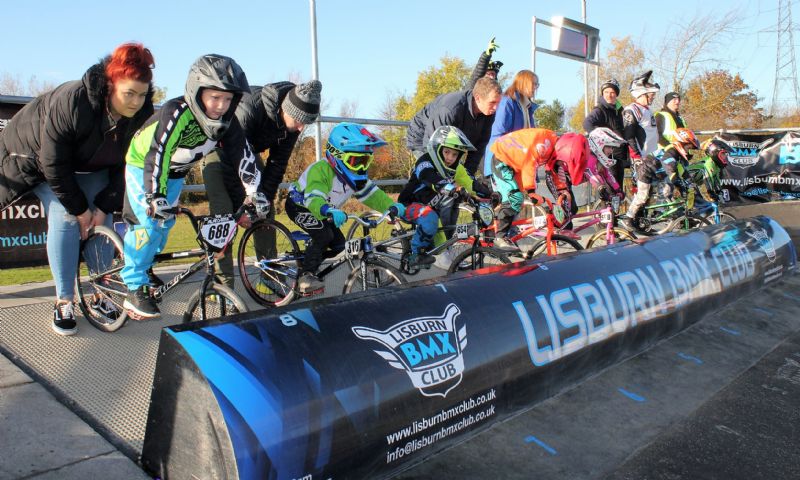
left=282, top=79, right=322, bottom=124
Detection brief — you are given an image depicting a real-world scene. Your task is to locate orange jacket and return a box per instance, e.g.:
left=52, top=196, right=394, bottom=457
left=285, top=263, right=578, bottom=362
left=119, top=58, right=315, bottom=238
left=490, top=128, right=558, bottom=192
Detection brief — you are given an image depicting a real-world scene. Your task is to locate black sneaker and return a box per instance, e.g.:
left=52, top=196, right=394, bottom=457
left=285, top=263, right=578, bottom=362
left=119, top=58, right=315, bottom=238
left=90, top=295, right=120, bottom=321
left=297, top=272, right=325, bottom=294
left=618, top=215, right=635, bottom=232
left=147, top=268, right=164, bottom=288
left=407, top=252, right=435, bottom=269
left=123, top=286, right=160, bottom=319
left=52, top=301, right=77, bottom=336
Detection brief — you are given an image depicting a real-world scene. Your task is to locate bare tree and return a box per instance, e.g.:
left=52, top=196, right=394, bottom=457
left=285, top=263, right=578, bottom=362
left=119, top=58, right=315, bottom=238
left=648, top=9, right=740, bottom=93
left=0, top=73, right=56, bottom=96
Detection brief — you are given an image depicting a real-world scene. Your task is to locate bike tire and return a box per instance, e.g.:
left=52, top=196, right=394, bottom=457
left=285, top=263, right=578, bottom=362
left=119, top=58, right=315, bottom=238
left=525, top=234, right=585, bottom=260
left=585, top=227, right=637, bottom=249
left=708, top=212, right=736, bottom=225
left=76, top=225, right=129, bottom=332
left=666, top=214, right=711, bottom=232
left=237, top=219, right=300, bottom=308
left=182, top=283, right=249, bottom=323
left=446, top=246, right=511, bottom=274
left=345, top=211, right=411, bottom=271
left=342, top=258, right=406, bottom=294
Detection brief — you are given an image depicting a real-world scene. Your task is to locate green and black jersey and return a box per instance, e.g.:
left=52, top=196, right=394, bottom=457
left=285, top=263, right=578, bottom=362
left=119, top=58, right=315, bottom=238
left=126, top=96, right=260, bottom=197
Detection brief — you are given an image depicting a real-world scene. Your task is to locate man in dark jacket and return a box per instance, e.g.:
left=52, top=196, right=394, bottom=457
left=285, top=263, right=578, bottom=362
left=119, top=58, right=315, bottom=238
left=206, top=80, right=322, bottom=290
left=405, top=76, right=502, bottom=176
left=583, top=78, right=627, bottom=187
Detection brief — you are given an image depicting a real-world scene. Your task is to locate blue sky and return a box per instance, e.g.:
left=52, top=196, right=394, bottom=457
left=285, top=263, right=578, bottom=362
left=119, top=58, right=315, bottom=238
left=2, top=0, right=795, bottom=118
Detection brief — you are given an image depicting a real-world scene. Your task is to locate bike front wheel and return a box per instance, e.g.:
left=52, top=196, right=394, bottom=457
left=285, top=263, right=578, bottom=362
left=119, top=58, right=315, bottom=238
left=524, top=234, right=584, bottom=260
left=667, top=214, right=710, bottom=233
left=76, top=225, right=129, bottom=332
left=343, top=258, right=406, bottom=294
left=585, top=227, right=637, bottom=249
left=446, top=246, right=511, bottom=274
left=238, top=219, right=301, bottom=308
left=182, top=283, right=249, bottom=323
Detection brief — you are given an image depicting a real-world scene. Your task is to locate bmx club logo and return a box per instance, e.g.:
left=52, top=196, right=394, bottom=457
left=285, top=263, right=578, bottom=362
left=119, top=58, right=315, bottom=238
left=746, top=227, right=776, bottom=263
left=352, top=303, right=467, bottom=398
left=727, top=139, right=774, bottom=169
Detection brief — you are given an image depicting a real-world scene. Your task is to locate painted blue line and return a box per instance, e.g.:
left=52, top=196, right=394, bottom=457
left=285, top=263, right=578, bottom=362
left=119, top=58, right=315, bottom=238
left=525, top=435, right=558, bottom=455
left=617, top=388, right=646, bottom=402
left=781, top=292, right=798, bottom=302
left=720, top=326, right=741, bottom=336
left=751, top=306, right=773, bottom=315
left=436, top=283, right=448, bottom=292
left=677, top=352, right=703, bottom=365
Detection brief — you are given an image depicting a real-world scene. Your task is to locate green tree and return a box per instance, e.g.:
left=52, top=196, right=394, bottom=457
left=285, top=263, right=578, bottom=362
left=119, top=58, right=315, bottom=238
left=683, top=69, right=765, bottom=130
left=534, top=99, right=566, bottom=131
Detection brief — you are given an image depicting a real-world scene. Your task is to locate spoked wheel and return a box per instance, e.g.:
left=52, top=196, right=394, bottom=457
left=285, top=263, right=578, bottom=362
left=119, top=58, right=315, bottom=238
left=76, top=226, right=129, bottom=332
left=237, top=219, right=301, bottom=308
left=704, top=211, right=736, bottom=225
left=585, top=227, right=637, bottom=249
left=667, top=214, right=711, bottom=233
left=524, top=234, right=584, bottom=260
left=182, top=283, right=249, bottom=323
left=345, top=211, right=410, bottom=271
left=343, top=258, right=406, bottom=294
left=446, top=246, right=511, bottom=274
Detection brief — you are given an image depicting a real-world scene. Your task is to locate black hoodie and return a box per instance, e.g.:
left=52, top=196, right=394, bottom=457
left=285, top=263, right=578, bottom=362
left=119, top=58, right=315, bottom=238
left=0, top=59, right=154, bottom=215
left=221, top=82, right=302, bottom=207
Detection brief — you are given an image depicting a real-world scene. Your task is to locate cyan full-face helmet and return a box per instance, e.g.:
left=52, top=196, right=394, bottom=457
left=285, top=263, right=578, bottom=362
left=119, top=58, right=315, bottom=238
left=324, top=122, right=387, bottom=190
left=425, top=126, right=476, bottom=179
left=184, top=54, right=250, bottom=140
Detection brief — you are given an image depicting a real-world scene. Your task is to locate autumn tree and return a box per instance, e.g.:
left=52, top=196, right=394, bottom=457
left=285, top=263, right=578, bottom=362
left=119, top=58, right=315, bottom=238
left=683, top=69, right=765, bottom=130
left=535, top=99, right=566, bottom=131
left=571, top=36, right=646, bottom=132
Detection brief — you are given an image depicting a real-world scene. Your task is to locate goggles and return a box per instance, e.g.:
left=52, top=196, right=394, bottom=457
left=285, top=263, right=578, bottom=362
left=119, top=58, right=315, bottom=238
left=340, top=152, right=373, bottom=172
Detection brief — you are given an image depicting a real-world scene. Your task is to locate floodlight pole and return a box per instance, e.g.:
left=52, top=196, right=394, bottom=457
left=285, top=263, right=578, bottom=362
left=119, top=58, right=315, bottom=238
left=582, top=0, right=589, bottom=118
left=310, top=0, right=322, bottom=161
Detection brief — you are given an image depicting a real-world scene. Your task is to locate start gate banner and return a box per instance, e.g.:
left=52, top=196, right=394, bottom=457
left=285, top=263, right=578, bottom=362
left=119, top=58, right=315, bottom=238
left=717, top=130, right=800, bottom=203
left=141, top=216, right=796, bottom=480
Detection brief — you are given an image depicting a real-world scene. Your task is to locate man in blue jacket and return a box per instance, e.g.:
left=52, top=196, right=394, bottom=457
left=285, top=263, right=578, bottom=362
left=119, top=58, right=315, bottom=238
left=405, top=76, right=501, bottom=176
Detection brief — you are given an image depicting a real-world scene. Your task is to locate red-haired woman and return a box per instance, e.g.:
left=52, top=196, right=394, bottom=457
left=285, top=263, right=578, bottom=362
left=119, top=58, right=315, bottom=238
left=0, top=43, right=154, bottom=335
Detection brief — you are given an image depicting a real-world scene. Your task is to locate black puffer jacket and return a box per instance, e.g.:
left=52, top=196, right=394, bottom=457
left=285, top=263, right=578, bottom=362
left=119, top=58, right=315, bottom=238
left=0, top=59, right=154, bottom=215
left=405, top=89, right=495, bottom=176
left=221, top=82, right=301, bottom=208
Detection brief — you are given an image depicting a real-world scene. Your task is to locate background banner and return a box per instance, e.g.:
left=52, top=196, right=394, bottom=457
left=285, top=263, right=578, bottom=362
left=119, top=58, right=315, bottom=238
left=717, top=130, right=800, bottom=203
left=141, top=216, right=796, bottom=480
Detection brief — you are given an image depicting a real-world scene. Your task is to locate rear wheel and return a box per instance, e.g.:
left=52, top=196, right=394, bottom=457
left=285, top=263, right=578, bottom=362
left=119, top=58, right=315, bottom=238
left=585, top=227, right=637, bottom=249
left=76, top=225, right=129, bottom=332
left=525, top=234, right=584, bottom=260
left=182, top=283, right=248, bottom=323
left=238, top=219, right=301, bottom=308
left=343, top=258, right=406, bottom=294
left=446, top=246, right=511, bottom=274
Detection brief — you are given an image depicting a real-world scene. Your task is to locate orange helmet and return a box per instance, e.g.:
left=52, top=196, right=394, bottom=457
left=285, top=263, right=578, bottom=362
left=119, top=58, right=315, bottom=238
left=671, top=127, right=699, bottom=160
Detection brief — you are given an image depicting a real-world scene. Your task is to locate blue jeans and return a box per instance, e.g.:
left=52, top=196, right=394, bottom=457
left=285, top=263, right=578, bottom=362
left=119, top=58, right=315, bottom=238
left=33, top=170, right=112, bottom=300
left=120, top=165, right=182, bottom=290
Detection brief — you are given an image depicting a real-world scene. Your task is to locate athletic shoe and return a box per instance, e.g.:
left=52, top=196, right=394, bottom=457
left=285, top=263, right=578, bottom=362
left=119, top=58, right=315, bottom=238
left=52, top=301, right=77, bottom=336
left=90, top=295, right=120, bottom=321
left=493, top=236, right=518, bottom=249
left=123, top=286, right=160, bottom=319
left=407, top=252, right=435, bottom=269
left=618, top=215, right=636, bottom=232
left=297, top=272, right=325, bottom=294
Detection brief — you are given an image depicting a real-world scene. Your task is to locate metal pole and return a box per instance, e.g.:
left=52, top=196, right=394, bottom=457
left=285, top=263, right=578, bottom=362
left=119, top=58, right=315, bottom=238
left=309, top=0, right=322, bottom=161
left=582, top=0, right=589, bottom=118
left=531, top=16, right=537, bottom=73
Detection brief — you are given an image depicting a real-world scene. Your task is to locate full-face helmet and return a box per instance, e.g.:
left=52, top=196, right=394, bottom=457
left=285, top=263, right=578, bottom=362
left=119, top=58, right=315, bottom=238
left=324, top=122, right=386, bottom=190
left=425, top=126, right=476, bottom=179
left=184, top=54, right=250, bottom=140
left=588, top=127, right=626, bottom=168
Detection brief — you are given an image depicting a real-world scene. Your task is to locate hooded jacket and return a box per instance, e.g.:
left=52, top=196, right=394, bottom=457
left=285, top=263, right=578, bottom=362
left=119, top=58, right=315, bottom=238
left=221, top=82, right=301, bottom=207
left=0, top=59, right=154, bottom=215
